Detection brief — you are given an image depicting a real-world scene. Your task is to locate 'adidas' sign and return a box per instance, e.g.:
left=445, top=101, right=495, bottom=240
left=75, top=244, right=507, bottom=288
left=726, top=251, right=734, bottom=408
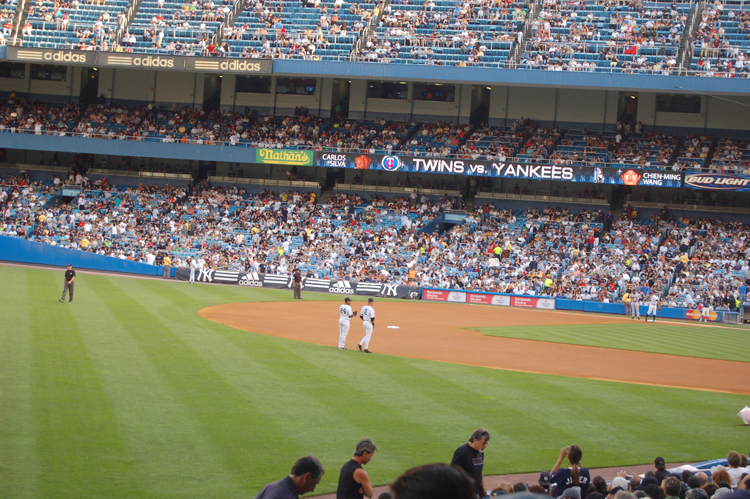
left=329, top=281, right=354, bottom=294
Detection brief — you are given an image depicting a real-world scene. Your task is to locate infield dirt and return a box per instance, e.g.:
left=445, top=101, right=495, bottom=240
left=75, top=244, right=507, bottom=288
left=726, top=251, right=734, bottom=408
left=199, top=300, right=750, bottom=396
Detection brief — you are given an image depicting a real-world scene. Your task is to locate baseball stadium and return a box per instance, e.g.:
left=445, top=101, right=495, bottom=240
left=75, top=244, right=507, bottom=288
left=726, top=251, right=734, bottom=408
left=1, top=0, right=750, bottom=496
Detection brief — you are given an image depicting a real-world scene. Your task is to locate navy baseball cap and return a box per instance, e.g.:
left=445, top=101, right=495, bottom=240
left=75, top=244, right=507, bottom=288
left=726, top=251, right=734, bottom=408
left=344, top=297, right=351, bottom=302
left=368, top=298, right=374, bottom=302
left=539, top=471, right=551, bottom=490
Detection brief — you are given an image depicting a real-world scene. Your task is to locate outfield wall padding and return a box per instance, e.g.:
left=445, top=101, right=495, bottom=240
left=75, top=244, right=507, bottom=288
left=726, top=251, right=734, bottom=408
left=0, top=235, right=170, bottom=276
left=174, top=267, right=422, bottom=299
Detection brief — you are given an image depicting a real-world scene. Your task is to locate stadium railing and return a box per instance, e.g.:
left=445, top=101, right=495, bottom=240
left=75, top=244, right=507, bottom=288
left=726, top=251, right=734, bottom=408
left=334, top=181, right=460, bottom=196
left=476, top=191, right=610, bottom=206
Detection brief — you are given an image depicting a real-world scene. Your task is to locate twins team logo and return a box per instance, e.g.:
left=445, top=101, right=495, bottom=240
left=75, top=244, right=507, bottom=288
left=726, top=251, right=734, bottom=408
left=381, top=155, right=401, bottom=172
left=329, top=281, right=354, bottom=294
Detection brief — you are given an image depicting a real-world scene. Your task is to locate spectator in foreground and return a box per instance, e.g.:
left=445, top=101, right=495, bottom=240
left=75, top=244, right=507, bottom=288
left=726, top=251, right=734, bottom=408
left=451, top=429, right=490, bottom=498
left=551, top=446, right=590, bottom=499
left=256, top=455, right=324, bottom=499
left=337, top=439, right=377, bottom=499
left=389, top=463, right=476, bottom=499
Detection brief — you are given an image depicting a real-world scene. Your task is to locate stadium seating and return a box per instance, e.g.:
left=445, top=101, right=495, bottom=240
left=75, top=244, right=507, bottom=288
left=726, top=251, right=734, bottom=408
left=24, top=0, right=127, bottom=50
left=520, top=0, right=688, bottom=73
left=354, top=0, right=525, bottom=66
left=124, top=0, right=227, bottom=55
left=690, top=4, right=750, bottom=77
left=220, top=0, right=372, bottom=60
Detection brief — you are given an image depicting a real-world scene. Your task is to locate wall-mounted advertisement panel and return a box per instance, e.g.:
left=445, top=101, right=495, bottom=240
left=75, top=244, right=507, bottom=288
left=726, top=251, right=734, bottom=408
left=315, top=152, right=682, bottom=187
left=684, top=173, right=750, bottom=192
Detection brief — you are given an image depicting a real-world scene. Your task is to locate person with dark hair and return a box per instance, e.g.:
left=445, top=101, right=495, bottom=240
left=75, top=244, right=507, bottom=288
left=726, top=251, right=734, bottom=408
left=687, top=477, right=702, bottom=490
left=654, top=458, right=670, bottom=485
left=256, top=455, right=325, bottom=499
left=593, top=476, right=608, bottom=496
left=451, top=429, right=490, bottom=498
left=514, top=483, right=530, bottom=493
left=682, top=471, right=693, bottom=484
left=551, top=446, right=590, bottom=499
left=337, top=439, right=377, bottom=499
left=702, top=484, right=719, bottom=498
left=728, top=452, right=744, bottom=487
left=389, top=463, right=476, bottom=499
left=685, top=489, right=708, bottom=499
left=664, top=477, right=682, bottom=499
left=642, top=483, right=661, bottom=499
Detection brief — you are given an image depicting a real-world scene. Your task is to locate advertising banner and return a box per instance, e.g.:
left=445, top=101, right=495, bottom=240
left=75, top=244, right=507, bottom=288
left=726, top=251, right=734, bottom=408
left=422, top=288, right=555, bottom=309
left=314, top=152, right=682, bottom=187
left=685, top=309, right=719, bottom=321
left=256, top=149, right=314, bottom=166
left=6, top=46, right=273, bottom=74
left=174, top=268, right=420, bottom=298
left=467, top=292, right=493, bottom=304
left=684, top=173, right=750, bottom=192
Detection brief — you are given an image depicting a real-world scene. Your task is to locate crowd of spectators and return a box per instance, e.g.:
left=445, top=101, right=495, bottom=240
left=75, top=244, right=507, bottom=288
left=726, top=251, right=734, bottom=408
left=521, top=0, right=685, bottom=74
left=690, top=1, right=750, bottom=77
left=355, top=0, right=524, bottom=66
left=3, top=161, right=750, bottom=313
left=3, top=93, right=750, bottom=174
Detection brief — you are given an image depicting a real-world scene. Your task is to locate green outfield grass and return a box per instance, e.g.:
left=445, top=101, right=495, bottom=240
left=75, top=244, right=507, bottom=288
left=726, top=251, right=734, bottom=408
left=1, top=265, right=747, bottom=499
left=474, top=324, right=750, bottom=363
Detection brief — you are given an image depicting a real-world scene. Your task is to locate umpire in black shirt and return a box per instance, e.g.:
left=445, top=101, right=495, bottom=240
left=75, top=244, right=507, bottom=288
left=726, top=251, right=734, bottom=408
left=59, top=264, right=76, bottom=303
left=451, top=429, right=490, bottom=498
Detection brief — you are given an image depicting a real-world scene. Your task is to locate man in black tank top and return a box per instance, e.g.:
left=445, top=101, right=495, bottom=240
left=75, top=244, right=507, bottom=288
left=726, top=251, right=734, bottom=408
left=337, top=439, right=377, bottom=499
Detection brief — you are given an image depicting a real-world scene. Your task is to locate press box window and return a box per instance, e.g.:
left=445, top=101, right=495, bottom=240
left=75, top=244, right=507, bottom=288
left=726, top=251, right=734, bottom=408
left=656, top=94, right=701, bottom=113
left=276, top=78, right=316, bottom=95
left=236, top=76, right=271, bottom=93
left=30, top=65, right=67, bottom=82
left=0, top=62, right=25, bottom=79
left=413, top=83, right=455, bottom=102
left=367, top=80, right=408, bottom=99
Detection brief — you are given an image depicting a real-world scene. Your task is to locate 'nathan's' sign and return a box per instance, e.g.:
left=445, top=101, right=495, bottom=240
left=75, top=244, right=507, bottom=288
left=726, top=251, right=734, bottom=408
left=256, top=149, right=314, bottom=166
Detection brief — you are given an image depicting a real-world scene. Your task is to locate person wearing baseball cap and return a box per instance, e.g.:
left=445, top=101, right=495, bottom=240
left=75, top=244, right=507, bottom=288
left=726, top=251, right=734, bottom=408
left=654, top=457, right=669, bottom=485
left=338, top=297, right=356, bottom=350
left=357, top=298, right=376, bottom=353
left=59, top=264, right=76, bottom=303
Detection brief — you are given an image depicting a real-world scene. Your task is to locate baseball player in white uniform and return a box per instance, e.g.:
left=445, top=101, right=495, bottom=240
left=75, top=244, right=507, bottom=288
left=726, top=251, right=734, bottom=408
left=630, top=290, right=641, bottom=320
left=357, top=298, right=376, bottom=353
left=699, top=303, right=713, bottom=322
left=338, top=297, right=356, bottom=350
left=646, top=293, right=659, bottom=323
left=189, top=257, right=196, bottom=283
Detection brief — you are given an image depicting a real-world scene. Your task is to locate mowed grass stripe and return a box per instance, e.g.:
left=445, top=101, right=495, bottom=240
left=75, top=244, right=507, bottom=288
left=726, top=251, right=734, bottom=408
left=474, top=324, right=750, bottom=362
left=29, top=278, right=143, bottom=498
left=100, top=276, right=289, bottom=496
left=125, top=280, right=373, bottom=483
left=0, top=269, right=39, bottom=499
left=2, top=265, right=749, bottom=499
left=72, top=277, right=248, bottom=499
